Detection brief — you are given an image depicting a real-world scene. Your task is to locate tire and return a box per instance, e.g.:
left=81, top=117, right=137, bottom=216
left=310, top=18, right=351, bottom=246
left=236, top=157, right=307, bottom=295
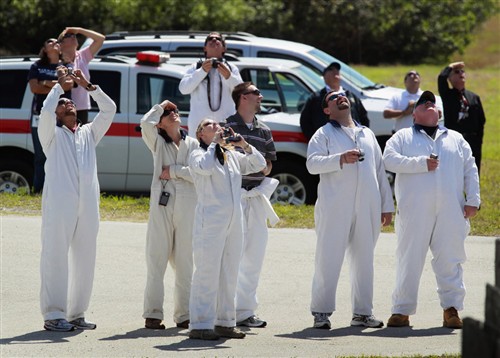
left=0, top=160, right=33, bottom=194
left=270, top=159, right=318, bottom=205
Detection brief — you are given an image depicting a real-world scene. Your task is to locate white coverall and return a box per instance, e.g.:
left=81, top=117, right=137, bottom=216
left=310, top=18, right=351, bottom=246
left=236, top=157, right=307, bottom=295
left=179, top=62, right=242, bottom=137
left=236, top=177, right=279, bottom=322
left=140, top=104, right=199, bottom=324
left=38, top=84, right=116, bottom=321
left=306, top=121, right=394, bottom=315
left=383, top=125, right=480, bottom=315
left=188, top=143, right=266, bottom=330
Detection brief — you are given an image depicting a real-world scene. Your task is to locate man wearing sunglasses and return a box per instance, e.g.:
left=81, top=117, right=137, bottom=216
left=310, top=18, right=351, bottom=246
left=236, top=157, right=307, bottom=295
left=38, top=68, right=116, bottom=332
left=438, top=62, right=485, bottom=175
left=383, top=70, right=424, bottom=132
left=300, top=62, right=369, bottom=141
left=139, top=100, right=199, bottom=330
left=306, top=90, right=393, bottom=330
left=179, top=32, right=242, bottom=137
left=225, top=82, right=278, bottom=329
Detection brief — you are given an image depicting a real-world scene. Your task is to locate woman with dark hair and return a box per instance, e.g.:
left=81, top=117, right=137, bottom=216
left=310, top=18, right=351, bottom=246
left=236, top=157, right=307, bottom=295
left=27, top=38, right=73, bottom=193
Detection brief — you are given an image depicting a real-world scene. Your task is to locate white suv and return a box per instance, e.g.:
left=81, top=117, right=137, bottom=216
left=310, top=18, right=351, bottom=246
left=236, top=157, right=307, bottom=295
left=0, top=53, right=320, bottom=204
left=86, top=31, right=404, bottom=142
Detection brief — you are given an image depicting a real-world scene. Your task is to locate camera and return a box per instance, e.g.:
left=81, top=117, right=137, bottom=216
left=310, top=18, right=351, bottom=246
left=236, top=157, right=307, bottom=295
left=158, top=191, right=170, bottom=206
left=430, top=153, right=438, bottom=159
left=67, top=67, right=74, bottom=76
left=225, top=135, right=242, bottom=144
left=223, top=128, right=231, bottom=137
left=357, top=148, right=365, bottom=162
left=211, top=58, right=219, bottom=68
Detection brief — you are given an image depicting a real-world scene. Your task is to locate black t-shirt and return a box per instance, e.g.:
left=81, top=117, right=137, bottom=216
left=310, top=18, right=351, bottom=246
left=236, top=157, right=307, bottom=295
left=27, top=61, right=72, bottom=116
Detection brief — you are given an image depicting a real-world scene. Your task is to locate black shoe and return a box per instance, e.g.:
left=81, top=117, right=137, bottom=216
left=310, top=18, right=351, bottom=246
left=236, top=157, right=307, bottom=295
left=145, top=318, right=165, bottom=329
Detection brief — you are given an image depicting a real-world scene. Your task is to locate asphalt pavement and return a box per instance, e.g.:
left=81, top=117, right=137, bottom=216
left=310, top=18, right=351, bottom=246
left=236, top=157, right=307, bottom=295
left=0, top=215, right=497, bottom=357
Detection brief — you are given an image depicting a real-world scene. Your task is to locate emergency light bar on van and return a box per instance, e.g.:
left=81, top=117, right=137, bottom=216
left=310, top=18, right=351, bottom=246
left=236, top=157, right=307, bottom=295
left=136, top=51, right=170, bottom=65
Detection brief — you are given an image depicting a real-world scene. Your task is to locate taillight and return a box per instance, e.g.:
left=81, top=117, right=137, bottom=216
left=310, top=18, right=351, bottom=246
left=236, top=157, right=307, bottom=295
left=136, top=51, right=170, bottom=65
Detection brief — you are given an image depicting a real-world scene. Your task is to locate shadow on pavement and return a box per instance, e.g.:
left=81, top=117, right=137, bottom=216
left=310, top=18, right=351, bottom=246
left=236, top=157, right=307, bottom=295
left=100, top=327, right=183, bottom=340
left=276, top=326, right=459, bottom=340
left=0, top=329, right=82, bottom=345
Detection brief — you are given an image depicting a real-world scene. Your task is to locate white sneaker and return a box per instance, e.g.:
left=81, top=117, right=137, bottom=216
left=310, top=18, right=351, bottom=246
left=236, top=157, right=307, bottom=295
left=313, top=312, right=331, bottom=329
left=69, top=317, right=97, bottom=330
left=237, top=315, right=267, bottom=327
left=44, top=319, right=75, bottom=332
left=350, top=314, right=384, bottom=328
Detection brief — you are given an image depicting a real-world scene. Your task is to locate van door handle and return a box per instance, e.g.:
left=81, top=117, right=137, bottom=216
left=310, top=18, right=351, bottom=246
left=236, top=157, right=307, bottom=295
left=135, top=126, right=141, bottom=132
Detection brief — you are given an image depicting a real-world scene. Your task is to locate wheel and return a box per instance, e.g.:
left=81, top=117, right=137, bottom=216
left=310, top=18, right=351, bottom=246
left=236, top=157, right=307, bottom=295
left=0, top=160, right=33, bottom=194
left=270, top=160, right=318, bottom=205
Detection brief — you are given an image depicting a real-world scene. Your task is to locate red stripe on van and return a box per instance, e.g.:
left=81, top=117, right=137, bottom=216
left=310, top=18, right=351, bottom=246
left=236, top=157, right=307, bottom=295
left=0, top=120, right=308, bottom=143
left=271, top=130, right=307, bottom=143
left=0, top=119, right=31, bottom=133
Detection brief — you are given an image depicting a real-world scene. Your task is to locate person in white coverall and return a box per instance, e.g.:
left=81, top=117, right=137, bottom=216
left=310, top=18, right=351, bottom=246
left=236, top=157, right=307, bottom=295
left=383, top=91, right=480, bottom=329
left=225, top=82, right=279, bottom=328
left=188, top=119, right=266, bottom=340
left=306, top=90, right=394, bottom=330
left=179, top=32, right=242, bottom=137
left=38, top=68, right=116, bottom=332
left=140, top=100, right=199, bottom=330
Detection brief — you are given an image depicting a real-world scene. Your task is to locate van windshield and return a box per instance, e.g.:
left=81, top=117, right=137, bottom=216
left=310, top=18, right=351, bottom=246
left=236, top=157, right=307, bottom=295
left=308, top=48, right=381, bottom=90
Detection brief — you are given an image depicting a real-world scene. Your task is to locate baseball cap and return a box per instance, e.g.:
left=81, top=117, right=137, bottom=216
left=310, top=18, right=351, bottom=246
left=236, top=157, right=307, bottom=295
left=323, top=62, right=341, bottom=75
left=414, top=90, right=436, bottom=109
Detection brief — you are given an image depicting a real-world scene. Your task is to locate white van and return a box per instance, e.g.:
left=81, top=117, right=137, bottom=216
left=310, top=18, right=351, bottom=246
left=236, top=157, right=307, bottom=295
left=86, top=31, right=404, bottom=143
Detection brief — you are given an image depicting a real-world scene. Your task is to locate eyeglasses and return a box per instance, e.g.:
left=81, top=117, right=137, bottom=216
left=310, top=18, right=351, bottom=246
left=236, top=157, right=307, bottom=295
left=453, top=69, right=465, bottom=74
left=207, top=36, right=222, bottom=42
left=162, top=108, right=179, bottom=116
left=58, top=99, right=75, bottom=106
left=242, top=89, right=261, bottom=96
left=405, top=72, right=420, bottom=79
left=45, top=39, right=57, bottom=45
left=63, top=33, right=76, bottom=39
left=326, top=92, right=346, bottom=103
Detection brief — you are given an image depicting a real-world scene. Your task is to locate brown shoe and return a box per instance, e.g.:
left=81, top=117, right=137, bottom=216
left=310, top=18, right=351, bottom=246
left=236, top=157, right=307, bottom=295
left=189, top=329, right=220, bottom=340
left=145, top=318, right=165, bottom=330
left=387, top=314, right=410, bottom=327
left=214, top=326, right=246, bottom=339
left=443, top=307, right=463, bottom=329
left=176, top=320, right=189, bottom=329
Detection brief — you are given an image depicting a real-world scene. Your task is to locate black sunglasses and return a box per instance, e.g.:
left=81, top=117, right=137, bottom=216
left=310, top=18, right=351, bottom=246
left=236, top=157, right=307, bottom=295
left=63, top=33, right=76, bottom=39
left=207, top=36, right=222, bottom=42
left=58, top=99, right=75, bottom=106
left=162, top=108, right=179, bottom=116
left=242, top=89, right=261, bottom=96
left=454, top=69, right=465, bottom=74
left=326, top=92, right=346, bottom=103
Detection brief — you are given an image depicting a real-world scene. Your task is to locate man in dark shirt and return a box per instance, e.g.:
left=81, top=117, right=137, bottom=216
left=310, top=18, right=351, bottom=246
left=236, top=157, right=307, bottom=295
left=226, top=82, right=278, bottom=328
left=438, top=61, right=486, bottom=174
left=300, top=62, right=369, bottom=141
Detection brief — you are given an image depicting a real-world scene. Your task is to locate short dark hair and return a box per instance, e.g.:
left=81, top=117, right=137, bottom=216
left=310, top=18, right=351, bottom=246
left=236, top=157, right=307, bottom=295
left=232, top=82, right=254, bottom=109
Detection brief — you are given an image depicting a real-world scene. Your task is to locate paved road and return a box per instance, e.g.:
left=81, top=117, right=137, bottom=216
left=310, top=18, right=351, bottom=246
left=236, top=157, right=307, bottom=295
left=0, top=215, right=496, bottom=357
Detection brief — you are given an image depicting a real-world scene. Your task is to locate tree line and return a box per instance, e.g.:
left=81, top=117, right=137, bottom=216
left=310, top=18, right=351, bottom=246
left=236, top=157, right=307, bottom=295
left=1, top=0, right=497, bottom=65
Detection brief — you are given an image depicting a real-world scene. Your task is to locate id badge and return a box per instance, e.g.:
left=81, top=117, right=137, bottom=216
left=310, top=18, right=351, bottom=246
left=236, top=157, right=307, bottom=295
left=32, top=114, right=40, bottom=128
left=159, top=191, right=170, bottom=206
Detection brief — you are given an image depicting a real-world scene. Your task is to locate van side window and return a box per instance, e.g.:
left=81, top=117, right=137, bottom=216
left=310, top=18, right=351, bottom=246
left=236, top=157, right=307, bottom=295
left=0, top=70, right=29, bottom=108
left=257, top=51, right=322, bottom=76
left=89, top=70, right=121, bottom=112
left=137, top=74, right=189, bottom=114
left=273, top=72, right=311, bottom=113
left=240, top=68, right=282, bottom=112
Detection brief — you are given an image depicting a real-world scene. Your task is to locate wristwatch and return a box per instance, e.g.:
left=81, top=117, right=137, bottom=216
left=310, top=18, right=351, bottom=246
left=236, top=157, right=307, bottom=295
left=85, top=83, right=95, bottom=91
